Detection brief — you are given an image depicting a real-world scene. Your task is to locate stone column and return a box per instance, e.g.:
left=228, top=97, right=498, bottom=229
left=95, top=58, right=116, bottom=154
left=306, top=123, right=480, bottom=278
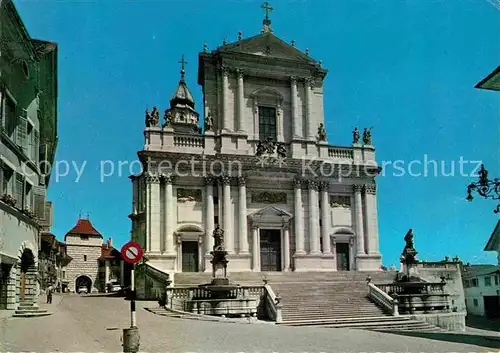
left=237, top=69, right=245, bottom=132
left=252, top=225, right=260, bottom=271
left=349, top=237, right=355, bottom=270
left=277, top=104, right=284, bottom=142
left=198, top=235, right=204, bottom=272
left=164, top=174, right=175, bottom=255
left=293, top=178, right=305, bottom=254
left=120, top=260, right=125, bottom=287
left=283, top=225, right=291, bottom=271
left=221, top=175, right=233, bottom=253
left=308, top=180, right=321, bottom=255
left=332, top=239, right=337, bottom=271
left=131, top=176, right=138, bottom=214
left=147, top=173, right=161, bottom=253
left=205, top=176, right=215, bottom=254
left=290, top=76, right=300, bottom=138
left=221, top=65, right=230, bottom=131
left=305, top=78, right=314, bottom=140
left=238, top=176, right=249, bottom=254
left=353, top=184, right=365, bottom=256
left=217, top=182, right=223, bottom=227
left=363, top=184, right=380, bottom=256
left=104, top=260, right=110, bottom=291
left=320, top=182, right=331, bottom=254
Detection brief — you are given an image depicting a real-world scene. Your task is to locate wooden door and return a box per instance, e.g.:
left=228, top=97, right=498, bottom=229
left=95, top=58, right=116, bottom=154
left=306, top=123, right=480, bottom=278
left=182, top=241, right=199, bottom=272
left=260, top=229, right=282, bottom=271
left=336, top=243, right=350, bottom=271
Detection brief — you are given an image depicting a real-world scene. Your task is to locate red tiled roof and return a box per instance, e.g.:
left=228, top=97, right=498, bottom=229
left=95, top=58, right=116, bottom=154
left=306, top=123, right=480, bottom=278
left=98, top=242, right=121, bottom=260
left=66, top=218, right=102, bottom=236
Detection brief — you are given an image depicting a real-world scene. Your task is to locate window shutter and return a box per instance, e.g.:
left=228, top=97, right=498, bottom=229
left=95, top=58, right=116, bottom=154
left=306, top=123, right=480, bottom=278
left=0, top=90, right=4, bottom=132
left=33, top=185, right=46, bottom=220
left=32, top=129, right=39, bottom=164
left=16, top=115, right=28, bottom=153
left=44, top=201, right=53, bottom=228
left=15, top=173, right=24, bottom=208
left=0, top=164, right=4, bottom=195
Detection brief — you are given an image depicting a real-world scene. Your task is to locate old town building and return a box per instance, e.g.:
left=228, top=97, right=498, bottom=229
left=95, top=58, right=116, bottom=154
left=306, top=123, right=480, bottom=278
left=130, top=7, right=382, bottom=286
left=63, top=217, right=127, bottom=293
left=0, top=0, right=58, bottom=310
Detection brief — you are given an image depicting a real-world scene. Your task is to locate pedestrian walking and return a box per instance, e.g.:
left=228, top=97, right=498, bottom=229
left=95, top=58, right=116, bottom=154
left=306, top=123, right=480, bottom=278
left=46, top=284, right=53, bottom=304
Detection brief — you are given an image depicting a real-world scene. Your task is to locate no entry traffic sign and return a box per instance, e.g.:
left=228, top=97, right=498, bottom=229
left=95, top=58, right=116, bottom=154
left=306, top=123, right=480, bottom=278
left=121, top=241, right=144, bottom=264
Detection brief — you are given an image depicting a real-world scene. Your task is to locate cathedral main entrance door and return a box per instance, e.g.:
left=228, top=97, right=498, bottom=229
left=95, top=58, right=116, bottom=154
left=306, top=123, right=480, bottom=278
left=182, top=241, right=199, bottom=272
left=260, top=229, right=281, bottom=271
left=336, top=243, right=350, bottom=271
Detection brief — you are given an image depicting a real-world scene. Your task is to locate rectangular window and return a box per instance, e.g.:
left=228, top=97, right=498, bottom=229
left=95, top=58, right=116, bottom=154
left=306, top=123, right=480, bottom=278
left=495, top=275, right=499, bottom=286
left=25, top=182, right=33, bottom=211
left=472, top=278, right=479, bottom=287
left=80, top=235, right=89, bottom=241
left=4, top=93, right=17, bottom=138
left=473, top=298, right=478, bottom=307
left=485, top=276, right=491, bottom=286
left=83, top=255, right=87, bottom=261
left=258, top=106, right=277, bottom=141
left=0, top=165, right=13, bottom=196
left=464, top=280, right=470, bottom=288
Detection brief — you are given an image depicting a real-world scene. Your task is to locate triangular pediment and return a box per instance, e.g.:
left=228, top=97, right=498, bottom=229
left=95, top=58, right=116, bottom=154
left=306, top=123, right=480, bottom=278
left=248, top=205, right=292, bottom=221
left=220, top=32, right=316, bottom=63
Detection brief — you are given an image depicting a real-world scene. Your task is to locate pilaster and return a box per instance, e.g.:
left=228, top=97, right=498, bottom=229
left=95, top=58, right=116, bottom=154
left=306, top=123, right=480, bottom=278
left=205, top=176, right=215, bottom=255
left=164, top=173, right=175, bottom=255
left=363, top=184, right=381, bottom=256
left=283, top=225, right=291, bottom=271
left=305, top=77, right=315, bottom=141
left=308, top=180, right=321, bottom=255
left=251, top=224, right=260, bottom=271
left=290, top=76, right=300, bottom=138
left=236, top=69, right=245, bottom=132
left=221, top=65, right=230, bottom=132
left=293, top=178, right=305, bottom=254
left=146, top=173, right=161, bottom=253
left=221, top=175, right=234, bottom=254
left=238, top=176, right=249, bottom=254
left=353, top=184, right=365, bottom=256
left=320, top=182, right=331, bottom=254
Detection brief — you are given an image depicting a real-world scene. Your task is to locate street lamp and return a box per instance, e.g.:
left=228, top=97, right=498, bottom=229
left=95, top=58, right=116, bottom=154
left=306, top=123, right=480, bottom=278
left=466, top=164, right=500, bottom=214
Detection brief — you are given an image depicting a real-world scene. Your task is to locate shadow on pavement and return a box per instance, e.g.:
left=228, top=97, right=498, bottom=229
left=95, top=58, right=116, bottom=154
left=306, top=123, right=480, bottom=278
left=466, top=315, right=500, bottom=331
left=375, top=330, right=500, bottom=349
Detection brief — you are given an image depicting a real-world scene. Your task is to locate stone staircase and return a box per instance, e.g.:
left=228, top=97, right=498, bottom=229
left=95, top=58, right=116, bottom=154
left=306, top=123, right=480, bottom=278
left=174, top=271, right=442, bottom=332
left=12, top=297, right=52, bottom=318
left=174, top=271, right=394, bottom=286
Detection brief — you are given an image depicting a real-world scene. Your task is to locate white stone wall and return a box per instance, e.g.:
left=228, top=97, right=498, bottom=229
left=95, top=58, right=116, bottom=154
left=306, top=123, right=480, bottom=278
left=64, top=235, right=103, bottom=292
left=464, top=272, right=500, bottom=316
left=415, top=262, right=466, bottom=314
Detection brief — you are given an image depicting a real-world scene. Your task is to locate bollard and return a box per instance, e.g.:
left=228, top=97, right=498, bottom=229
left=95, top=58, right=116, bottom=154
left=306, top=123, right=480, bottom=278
left=122, top=327, right=140, bottom=353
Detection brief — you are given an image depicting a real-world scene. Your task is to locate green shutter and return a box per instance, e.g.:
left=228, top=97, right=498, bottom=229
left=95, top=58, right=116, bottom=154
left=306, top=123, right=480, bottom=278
left=33, top=185, right=46, bottom=220
left=33, top=129, right=39, bottom=163
left=15, top=173, right=24, bottom=208
left=16, top=115, right=28, bottom=153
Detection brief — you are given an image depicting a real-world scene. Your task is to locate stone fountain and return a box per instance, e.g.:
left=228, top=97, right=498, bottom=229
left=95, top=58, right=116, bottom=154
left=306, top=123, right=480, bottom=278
left=389, top=229, right=450, bottom=314
left=183, top=225, right=257, bottom=317
left=198, top=225, right=240, bottom=299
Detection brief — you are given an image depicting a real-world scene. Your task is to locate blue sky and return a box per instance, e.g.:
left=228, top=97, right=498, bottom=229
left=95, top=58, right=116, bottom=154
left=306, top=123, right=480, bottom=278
left=15, top=0, right=500, bottom=265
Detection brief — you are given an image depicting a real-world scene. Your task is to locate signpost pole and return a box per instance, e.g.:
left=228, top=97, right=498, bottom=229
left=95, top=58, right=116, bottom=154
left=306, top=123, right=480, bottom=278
left=130, top=264, right=136, bottom=327
left=121, top=241, right=143, bottom=353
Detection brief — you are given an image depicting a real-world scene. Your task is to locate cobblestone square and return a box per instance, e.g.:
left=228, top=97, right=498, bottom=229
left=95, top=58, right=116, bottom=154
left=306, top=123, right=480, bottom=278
left=0, top=294, right=498, bottom=353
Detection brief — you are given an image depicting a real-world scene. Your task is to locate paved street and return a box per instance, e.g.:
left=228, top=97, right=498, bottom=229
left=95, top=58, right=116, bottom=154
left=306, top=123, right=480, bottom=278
left=0, top=294, right=499, bottom=353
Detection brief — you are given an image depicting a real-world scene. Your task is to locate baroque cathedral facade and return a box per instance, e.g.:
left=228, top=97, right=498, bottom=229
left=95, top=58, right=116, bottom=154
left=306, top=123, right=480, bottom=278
left=130, top=11, right=382, bottom=280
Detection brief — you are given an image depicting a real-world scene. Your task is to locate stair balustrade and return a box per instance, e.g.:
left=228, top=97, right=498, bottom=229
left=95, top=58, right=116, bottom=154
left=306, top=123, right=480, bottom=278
left=263, top=284, right=282, bottom=323
left=367, top=282, right=399, bottom=316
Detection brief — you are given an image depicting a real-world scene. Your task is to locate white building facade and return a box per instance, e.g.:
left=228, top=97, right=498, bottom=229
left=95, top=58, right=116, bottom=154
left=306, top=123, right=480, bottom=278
left=130, top=17, right=382, bottom=278
left=463, top=266, right=500, bottom=317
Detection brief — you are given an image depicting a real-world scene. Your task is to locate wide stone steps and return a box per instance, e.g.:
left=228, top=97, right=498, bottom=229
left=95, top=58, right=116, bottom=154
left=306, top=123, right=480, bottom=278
left=174, top=272, right=395, bottom=286
left=278, top=316, right=441, bottom=331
